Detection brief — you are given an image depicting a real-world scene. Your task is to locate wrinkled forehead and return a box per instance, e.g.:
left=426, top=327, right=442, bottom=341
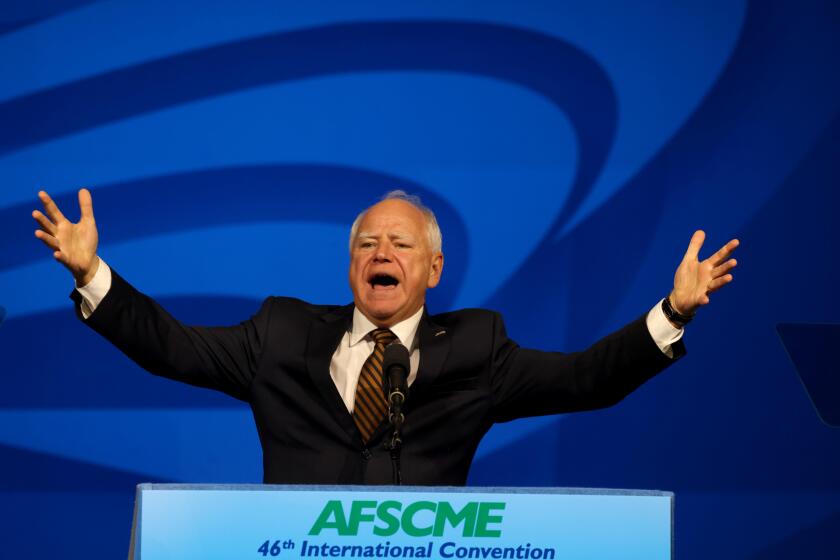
left=356, top=200, right=427, bottom=237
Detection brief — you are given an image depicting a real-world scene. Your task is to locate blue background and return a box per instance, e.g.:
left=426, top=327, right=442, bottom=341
left=0, top=0, right=838, bottom=557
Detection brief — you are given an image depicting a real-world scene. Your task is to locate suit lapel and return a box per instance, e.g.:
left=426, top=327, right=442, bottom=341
left=305, top=304, right=358, bottom=440
left=368, top=310, right=450, bottom=443
left=408, top=311, right=451, bottom=402
left=307, top=306, right=451, bottom=444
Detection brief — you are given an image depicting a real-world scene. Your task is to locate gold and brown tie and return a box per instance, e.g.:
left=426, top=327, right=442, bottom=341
left=353, top=328, right=398, bottom=442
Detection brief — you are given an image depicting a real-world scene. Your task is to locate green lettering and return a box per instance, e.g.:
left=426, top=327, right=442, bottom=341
left=402, top=501, right=437, bottom=537
left=348, top=501, right=378, bottom=534
left=474, top=502, right=505, bottom=537
left=374, top=500, right=402, bottom=537
left=309, top=500, right=351, bottom=535
left=433, top=502, right=478, bottom=537
left=311, top=499, right=503, bottom=538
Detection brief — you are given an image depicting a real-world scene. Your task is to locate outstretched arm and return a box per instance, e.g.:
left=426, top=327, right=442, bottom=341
left=32, top=188, right=270, bottom=400
left=490, top=230, right=740, bottom=421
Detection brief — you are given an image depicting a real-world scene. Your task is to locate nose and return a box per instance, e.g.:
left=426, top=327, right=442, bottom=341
left=374, top=242, right=393, bottom=262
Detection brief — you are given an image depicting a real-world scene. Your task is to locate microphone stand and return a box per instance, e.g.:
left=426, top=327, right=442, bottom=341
left=385, top=395, right=405, bottom=485
left=382, top=343, right=410, bottom=486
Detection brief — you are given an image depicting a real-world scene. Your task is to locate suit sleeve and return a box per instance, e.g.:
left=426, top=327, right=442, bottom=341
left=69, top=268, right=273, bottom=401
left=488, top=312, right=685, bottom=423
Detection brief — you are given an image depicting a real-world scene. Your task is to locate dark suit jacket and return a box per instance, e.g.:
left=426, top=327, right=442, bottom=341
left=72, top=269, right=685, bottom=485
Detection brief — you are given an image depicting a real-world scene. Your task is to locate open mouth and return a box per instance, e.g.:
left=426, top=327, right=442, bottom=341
left=369, top=273, right=399, bottom=290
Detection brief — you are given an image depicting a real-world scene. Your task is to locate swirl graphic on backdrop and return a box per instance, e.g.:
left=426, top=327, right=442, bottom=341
left=0, top=0, right=753, bottom=507
left=0, top=19, right=618, bottom=486
left=6, top=2, right=840, bottom=560
left=0, top=6, right=749, bottom=489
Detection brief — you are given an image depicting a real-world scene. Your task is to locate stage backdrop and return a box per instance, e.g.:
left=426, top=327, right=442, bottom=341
left=1, top=1, right=839, bottom=558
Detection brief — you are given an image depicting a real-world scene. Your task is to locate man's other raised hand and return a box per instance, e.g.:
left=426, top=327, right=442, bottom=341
left=670, top=230, right=739, bottom=317
left=33, top=189, right=100, bottom=287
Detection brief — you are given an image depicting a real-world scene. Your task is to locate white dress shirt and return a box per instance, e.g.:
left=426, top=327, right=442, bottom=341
left=76, top=259, right=683, bottom=412
left=330, top=306, right=423, bottom=413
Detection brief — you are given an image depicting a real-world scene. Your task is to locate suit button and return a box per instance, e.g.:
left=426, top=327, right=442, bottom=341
left=362, top=449, right=372, bottom=460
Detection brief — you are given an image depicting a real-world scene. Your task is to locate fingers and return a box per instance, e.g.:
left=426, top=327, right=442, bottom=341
left=683, top=230, right=705, bottom=261
left=712, top=258, right=737, bottom=279
left=704, top=250, right=737, bottom=297
left=708, top=238, right=740, bottom=267
left=38, top=190, right=67, bottom=224
left=707, top=274, right=733, bottom=294
left=34, top=229, right=60, bottom=251
left=31, top=209, right=56, bottom=235
left=53, top=251, right=70, bottom=266
left=78, top=188, right=95, bottom=220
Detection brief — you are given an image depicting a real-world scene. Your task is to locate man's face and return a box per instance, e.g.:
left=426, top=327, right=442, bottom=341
left=349, top=199, right=443, bottom=327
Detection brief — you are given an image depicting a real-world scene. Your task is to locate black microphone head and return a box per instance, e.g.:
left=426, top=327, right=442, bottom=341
left=383, top=342, right=410, bottom=401
left=383, top=341, right=410, bottom=370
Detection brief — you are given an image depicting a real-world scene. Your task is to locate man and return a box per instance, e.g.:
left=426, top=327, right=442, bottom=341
left=32, top=188, right=738, bottom=484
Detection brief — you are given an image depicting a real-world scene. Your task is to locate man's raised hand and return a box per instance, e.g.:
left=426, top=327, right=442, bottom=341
left=33, top=189, right=100, bottom=286
left=670, top=230, right=739, bottom=317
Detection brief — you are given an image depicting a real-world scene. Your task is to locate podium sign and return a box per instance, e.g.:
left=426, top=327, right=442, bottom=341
left=130, top=484, right=673, bottom=559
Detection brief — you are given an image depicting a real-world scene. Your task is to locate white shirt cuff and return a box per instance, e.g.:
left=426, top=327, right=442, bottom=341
left=76, top=258, right=112, bottom=319
left=646, top=298, right=684, bottom=359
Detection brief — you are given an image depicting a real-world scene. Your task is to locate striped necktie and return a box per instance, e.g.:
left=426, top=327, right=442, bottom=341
left=353, top=328, right=398, bottom=442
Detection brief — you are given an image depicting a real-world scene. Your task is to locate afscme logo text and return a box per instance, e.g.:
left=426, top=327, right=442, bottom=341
left=309, top=500, right=506, bottom=537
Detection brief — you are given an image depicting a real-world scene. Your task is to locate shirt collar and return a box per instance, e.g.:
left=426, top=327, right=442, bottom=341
left=349, top=305, right=424, bottom=350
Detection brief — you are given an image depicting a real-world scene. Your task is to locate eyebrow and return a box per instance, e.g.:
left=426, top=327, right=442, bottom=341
left=356, top=232, right=416, bottom=241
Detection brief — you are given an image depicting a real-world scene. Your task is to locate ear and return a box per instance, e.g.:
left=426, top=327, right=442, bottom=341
left=427, top=252, right=444, bottom=289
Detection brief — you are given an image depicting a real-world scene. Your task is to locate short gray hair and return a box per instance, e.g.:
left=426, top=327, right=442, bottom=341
left=348, top=190, right=443, bottom=254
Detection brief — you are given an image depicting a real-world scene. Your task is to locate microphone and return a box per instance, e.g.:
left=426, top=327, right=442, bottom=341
left=382, top=342, right=410, bottom=484
left=382, top=342, right=410, bottom=424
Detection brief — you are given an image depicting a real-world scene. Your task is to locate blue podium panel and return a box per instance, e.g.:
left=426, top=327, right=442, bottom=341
left=131, top=484, right=673, bottom=559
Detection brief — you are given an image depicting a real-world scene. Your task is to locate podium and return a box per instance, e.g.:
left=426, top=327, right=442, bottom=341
left=129, top=484, right=673, bottom=559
